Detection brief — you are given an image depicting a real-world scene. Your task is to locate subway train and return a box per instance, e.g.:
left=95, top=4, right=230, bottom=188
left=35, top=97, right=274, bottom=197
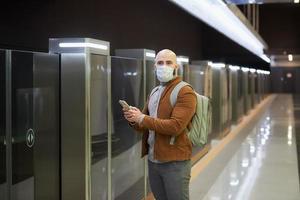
left=0, top=38, right=270, bottom=200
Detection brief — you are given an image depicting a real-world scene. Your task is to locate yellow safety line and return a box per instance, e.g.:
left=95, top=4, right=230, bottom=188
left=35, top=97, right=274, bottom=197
left=191, top=95, right=276, bottom=181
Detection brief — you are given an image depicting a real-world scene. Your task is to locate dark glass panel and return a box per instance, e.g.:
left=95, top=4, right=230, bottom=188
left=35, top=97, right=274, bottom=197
left=111, top=56, right=144, bottom=200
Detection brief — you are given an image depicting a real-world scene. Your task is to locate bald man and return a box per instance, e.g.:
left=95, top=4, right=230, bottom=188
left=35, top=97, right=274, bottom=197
left=123, top=49, right=196, bottom=200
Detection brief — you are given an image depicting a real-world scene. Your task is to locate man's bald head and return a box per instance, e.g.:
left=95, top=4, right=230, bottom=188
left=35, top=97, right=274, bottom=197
left=155, top=49, right=178, bottom=69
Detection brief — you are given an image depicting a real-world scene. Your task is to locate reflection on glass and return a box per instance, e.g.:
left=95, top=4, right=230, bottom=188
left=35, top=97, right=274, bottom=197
left=248, top=73, right=251, bottom=95
left=0, top=50, right=6, bottom=200
left=238, top=71, right=243, bottom=99
left=243, top=72, right=249, bottom=114
left=189, top=65, right=206, bottom=95
left=226, top=67, right=232, bottom=127
left=90, top=54, right=108, bottom=200
left=178, top=64, right=190, bottom=83
left=255, top=74, right=259, bottom=103
left=232, top=71, right=237, bottom=123
left=232, top=70, right=243, bottom=122
left=189, top=64, right=213, bottom=156
left=183, top=64, right=190, bottom=83
left=221, top=69, right=228, bottom=130
left=111, top=56, right=144, bottom=200
left=255, top=75, right=258, bottom=94
left=146, top=60, right=156, bottom=96
left=237, top=70, right=244, bottom=118
left=11, top=52, right=34, bottom=200
left=251, top=74, right=255, bottom=107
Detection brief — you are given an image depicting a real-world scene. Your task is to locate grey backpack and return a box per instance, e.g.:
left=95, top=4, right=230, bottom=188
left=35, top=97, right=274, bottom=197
left=169, top=81, right=211, bottom=147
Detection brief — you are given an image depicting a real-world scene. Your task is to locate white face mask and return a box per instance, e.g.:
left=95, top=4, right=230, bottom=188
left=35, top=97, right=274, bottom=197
left=156, top=65, right=175, bottom=83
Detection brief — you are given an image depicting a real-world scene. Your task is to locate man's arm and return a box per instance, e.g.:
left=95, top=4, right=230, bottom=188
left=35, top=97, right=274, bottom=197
left=140, top=86, right=196, bottom=136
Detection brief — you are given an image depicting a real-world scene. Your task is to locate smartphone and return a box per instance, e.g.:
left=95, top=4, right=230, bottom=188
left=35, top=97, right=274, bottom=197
left=119, top=100, right=131, bottom=111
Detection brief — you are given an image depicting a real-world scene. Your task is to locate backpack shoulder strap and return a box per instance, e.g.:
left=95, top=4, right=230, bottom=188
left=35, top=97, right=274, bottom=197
left=170, top=81, right=192, bottom=107
left=149, top=86, right=160, bottom=97
left=169, top=81, right=193, bottom=145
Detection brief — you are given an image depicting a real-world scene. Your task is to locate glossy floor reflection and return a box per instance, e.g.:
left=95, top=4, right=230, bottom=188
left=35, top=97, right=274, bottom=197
left=191, top=95, right=300, bottom=200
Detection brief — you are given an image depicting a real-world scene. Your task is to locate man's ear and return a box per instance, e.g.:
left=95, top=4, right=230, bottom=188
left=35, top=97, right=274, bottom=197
left=173, top=64, right=179, bottom=76
left=174, top=63, right=179, bottom=69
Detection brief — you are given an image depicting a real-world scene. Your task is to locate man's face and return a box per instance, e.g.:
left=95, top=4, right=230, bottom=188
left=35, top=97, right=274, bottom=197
left=155, top=49, right=178, bottom=70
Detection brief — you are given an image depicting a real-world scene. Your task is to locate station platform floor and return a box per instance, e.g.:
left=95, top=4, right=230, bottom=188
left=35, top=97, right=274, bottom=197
left=190, top=94, right=300, bottom=200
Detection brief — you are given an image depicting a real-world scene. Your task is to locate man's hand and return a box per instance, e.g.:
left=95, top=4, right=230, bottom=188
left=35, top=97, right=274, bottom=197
left=123, top=107, right=145, bottom=123
left=123, top=108, right=135, bottom=123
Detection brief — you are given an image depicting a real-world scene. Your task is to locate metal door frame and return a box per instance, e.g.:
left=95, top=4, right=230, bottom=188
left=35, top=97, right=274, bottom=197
left=5, top=50, right=12, bottom=200
left=50, top=38, right=111, bottom=200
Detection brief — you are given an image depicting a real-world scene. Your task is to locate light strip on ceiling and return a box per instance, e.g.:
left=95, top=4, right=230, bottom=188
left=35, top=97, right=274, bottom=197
left=211, top=63, right=226, bottom=68
left=260, top=54, right=271, bottom=63
left=177, top=57, right=189, bottom=63
left=229, top=65, right=240, bottom=71
left=256, top=69, right=263, bottom=74
left=145, top=52, right=156, bottom=58
left=169, top=0, right=269, bottom=63
left=59, top=42, right=108, bottom=50
left=257, top=70, right=270, bottom=75
left=250, top=68, right=256, bottom=73
left=241, top=67, right=249, bottom=72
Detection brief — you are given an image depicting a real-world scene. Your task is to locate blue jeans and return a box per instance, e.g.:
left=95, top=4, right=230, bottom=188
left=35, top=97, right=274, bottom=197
left=148, top=160, right=191, bottom=200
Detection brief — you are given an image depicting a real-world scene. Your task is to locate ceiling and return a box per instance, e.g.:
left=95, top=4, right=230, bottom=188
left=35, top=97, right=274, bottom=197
left=259, top=4, right=300, bottom=66
left=225, top=0, right=295, bottom=4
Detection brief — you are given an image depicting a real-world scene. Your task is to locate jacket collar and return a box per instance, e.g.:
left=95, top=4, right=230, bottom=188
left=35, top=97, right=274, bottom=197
left=160, top=76, right=182, bottom=99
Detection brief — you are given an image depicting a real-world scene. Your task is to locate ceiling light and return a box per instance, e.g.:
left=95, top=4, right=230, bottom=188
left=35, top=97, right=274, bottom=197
left=169, top=0, right=268, bottom=62
left=177, top=57, right=189, bottom=63
left=230, top=179, right=239, bottom=186
left=145, top=52, right=156, bottom=58
left=295, top=0, right=299, bottom=3
left=257, top=69, right=264, bottom=74
left=241, top=67, right=249, bottom=72
left=59, top=42, right=108, bottom=50
left=260, top=54, right=271, bottom=63
left=211, top=63, right=226, bottom=68
left=242, top=158, right=249, bottom=168
left=229, top=65, right=240, bottom=71
left=288, top=54, right=293, bottom=62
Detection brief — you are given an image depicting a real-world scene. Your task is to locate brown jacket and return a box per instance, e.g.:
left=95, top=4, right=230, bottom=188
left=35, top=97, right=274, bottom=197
left=133, top=77, right=197, bottom=162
